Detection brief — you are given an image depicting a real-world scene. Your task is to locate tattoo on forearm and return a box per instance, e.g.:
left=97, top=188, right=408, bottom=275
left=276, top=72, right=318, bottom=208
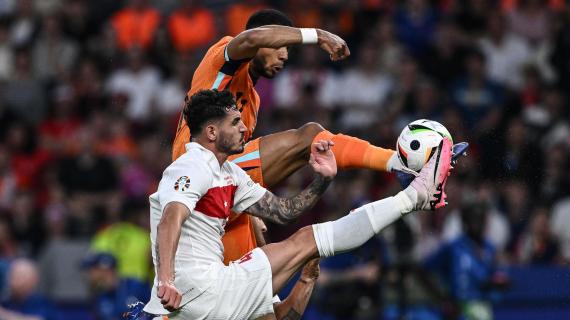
left=246, top=175, right=331, bottom=224
left=282, top=309, right=301, bottom=320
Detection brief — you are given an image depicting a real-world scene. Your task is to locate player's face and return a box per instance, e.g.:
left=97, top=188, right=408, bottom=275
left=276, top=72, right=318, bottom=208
left=216, top=107, right=247, bottom=155
left=251, top=46, right=288, bottom=79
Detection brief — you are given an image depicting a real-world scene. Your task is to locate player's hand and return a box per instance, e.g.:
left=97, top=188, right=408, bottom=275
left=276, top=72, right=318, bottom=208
left=309, top=140, right=337, bottom=178
left=316, top=29, right=350, bottom=61
left=157, top=279, right=182, bottom=311
left=300, top=258, right=320, bottom=283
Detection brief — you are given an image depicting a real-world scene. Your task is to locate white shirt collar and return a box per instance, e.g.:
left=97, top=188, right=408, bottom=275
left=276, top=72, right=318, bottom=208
left=185, top=142, right=223, bottom=170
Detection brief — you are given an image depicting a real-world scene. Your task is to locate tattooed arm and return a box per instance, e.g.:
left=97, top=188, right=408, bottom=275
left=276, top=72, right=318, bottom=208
left=245, top=139, right=336, bottom=224
left=245, top=174, right=332, bottom=224
left=273, top=259, right=320, bottom=320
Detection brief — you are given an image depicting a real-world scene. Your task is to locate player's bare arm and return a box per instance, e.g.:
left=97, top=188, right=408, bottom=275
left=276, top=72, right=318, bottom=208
left=155, top=202, right=189, bottom=311
left=227, top=25, right=350, bottom=61
left=273, top=259, right=320, bottom=320
left=246, top=175, right=331, bottom=224
left=245, top=140, right=337, bottom=224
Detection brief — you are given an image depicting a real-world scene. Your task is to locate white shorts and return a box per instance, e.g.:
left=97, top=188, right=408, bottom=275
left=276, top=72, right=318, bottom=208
left=166, top=248, right=274, bottom=320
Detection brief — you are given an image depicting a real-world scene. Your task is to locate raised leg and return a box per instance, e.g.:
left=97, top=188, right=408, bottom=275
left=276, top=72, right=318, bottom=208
left=259, top=122, right=324, bottom=188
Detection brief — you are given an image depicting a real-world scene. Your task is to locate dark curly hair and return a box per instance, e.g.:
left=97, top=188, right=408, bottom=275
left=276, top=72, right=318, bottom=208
left=183, top=89, right=237, bottom=137
left=246, top=9, right=293, bottom=30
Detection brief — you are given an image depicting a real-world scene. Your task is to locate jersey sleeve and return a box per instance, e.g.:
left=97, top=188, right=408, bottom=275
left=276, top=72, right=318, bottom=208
left=194, top=37, right=251, bottom=92
left=157, top=159, right=212, bottom=215
left=231, top=165, right=267, bottom=213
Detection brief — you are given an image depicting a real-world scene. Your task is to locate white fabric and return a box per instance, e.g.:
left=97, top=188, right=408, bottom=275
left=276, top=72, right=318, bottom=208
left=144, top=143, right=267, bottom=315
left=300, top=28, right=318, bottom=44
left=313, top=192, right=410, bottom=257
left=337, top=69, right=393, bottom=128
left=164, top=248, right=274, bottom=320
left=551, top=198, right=570, bottom=260
left=105, top=67, right=162, bottom=120
left=478, top=34, right=532, bottom=90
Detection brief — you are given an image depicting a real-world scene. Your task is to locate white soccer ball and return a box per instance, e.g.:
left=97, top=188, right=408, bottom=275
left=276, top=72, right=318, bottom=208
left=396, top=119, right=453, bottom=172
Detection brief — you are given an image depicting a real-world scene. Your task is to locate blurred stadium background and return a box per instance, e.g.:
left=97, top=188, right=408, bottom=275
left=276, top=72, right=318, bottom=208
left=0, top=0, right=569, bottom=319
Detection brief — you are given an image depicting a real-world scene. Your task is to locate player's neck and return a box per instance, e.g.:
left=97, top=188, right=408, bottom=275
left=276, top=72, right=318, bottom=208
left=193, top=138, right=228, bottom=167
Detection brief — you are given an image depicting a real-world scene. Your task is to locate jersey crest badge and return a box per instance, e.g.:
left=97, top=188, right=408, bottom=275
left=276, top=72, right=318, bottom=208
left=174, top=176, right=190, bottom=192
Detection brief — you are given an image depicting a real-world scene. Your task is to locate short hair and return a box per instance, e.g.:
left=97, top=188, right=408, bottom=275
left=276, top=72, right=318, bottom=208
left=246, top=9, right=293, bottom=30
left=184, top=89, right=237, bottom=136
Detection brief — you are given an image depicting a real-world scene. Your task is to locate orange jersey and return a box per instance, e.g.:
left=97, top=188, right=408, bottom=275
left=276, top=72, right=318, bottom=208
left=172, top=36, right=260, bottom=161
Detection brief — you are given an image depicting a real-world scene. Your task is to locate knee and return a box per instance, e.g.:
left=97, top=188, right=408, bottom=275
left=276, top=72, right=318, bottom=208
left=298, top=122, right=325, bottom=138
left=294, top=122, right=325, bottom=145
left=289, top=226, right=319, bottom=257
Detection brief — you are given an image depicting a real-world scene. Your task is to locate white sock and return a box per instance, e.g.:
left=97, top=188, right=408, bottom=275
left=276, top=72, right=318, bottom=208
left=313, top=189, right=415, bottom=257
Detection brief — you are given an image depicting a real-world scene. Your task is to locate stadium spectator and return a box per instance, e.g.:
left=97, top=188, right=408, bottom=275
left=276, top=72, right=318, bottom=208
left=167, top=0, right=217, bottom=53
left=506, top=0, right=552, bottom=44
left=81, top=252, right=150, bottom=320
left=450, top=49, right=504, bottom=131
left=442, top=184, right=511, bottom=254
left=518, top=206, right=560, bottom=264
left=425, top=201, right=508, bottom=319
left=315, top=237, right=386, bottom=319
left=105, top=47, right=162, bottom=122
left=370, top=17, right=404, bottom=77
left=31, top=13, right=78, bottom=81
left=2, top=48, right=46, bottom=124
left=337, top=41, right=393, bottom=129
left=273, top=46, right=340, bottom=110
left=224, top=0, right=266, bottom=36
left=394, top=0, right=438, bottom=56
left=9, top=0, right=38, bottom=47
left=38, top=85, right=82, bottom=157
left=110, top=0, right=161, bottom=51
left=0, top=259, right=56, bottom=320
left=478, top=12, right=532, bottom=90
left=155, top=54, right=196, bottom=116
left=37, top=186, right=91, bottom=304
left=91, top=200, right=151, bottom=282
left=0, top=18, right=13, bottom=80
left=550, top=197, right=570, bottom=263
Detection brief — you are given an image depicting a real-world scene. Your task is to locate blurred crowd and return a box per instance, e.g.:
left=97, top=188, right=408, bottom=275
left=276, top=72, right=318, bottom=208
left=0, top=0, right=568, bottom=319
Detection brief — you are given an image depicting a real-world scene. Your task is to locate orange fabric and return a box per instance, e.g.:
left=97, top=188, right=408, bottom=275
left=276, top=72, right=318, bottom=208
left=314, top=131, right=395, bottom=172
left=111, top=7, right=161, bottom=50
left=172, top=36, right=260, bottom=161
left=171, top=36, right=263, bottom=263
left=168, top=8, right=217, bottom=53
left=225, top=4, right=266, bottom=36
left=223, top=138, right=263, bottom=265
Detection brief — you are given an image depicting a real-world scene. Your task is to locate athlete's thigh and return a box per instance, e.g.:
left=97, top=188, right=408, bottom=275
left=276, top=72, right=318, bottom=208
left=261, top=226, right=319, bottom=296
left=259, top=122, right=324, bottom=188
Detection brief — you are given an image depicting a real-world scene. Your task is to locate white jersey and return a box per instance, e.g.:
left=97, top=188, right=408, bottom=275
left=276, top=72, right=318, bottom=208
left=144, top=142, right=266, bottom=314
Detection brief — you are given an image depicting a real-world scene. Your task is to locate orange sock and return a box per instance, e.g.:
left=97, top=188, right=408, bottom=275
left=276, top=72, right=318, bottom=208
left=313, top=131, right=395, bottom=172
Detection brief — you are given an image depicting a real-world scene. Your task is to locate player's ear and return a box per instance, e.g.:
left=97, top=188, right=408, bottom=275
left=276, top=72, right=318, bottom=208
left=205, top=124, right=217, bottom=142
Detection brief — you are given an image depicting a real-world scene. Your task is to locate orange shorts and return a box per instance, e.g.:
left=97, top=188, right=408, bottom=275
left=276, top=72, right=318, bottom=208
left=223, top=138, right=265, bottom=265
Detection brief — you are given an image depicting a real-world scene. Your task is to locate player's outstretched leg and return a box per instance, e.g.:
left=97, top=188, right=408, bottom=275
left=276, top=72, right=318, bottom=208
left=261, top=138, right=453, bottom=294
left=259, top=122, right=395, bottom=188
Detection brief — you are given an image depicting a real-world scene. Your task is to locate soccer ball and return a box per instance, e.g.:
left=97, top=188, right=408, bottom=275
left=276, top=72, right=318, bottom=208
left=396, top=119, right=453, bottom=172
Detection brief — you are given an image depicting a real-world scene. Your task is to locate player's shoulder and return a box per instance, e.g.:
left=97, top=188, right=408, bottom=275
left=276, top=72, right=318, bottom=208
left=167, top=146, right=214, bottom=176
left=223, top=160, right=248, bottom=179
left=205, top=36, right=234, bottom=55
